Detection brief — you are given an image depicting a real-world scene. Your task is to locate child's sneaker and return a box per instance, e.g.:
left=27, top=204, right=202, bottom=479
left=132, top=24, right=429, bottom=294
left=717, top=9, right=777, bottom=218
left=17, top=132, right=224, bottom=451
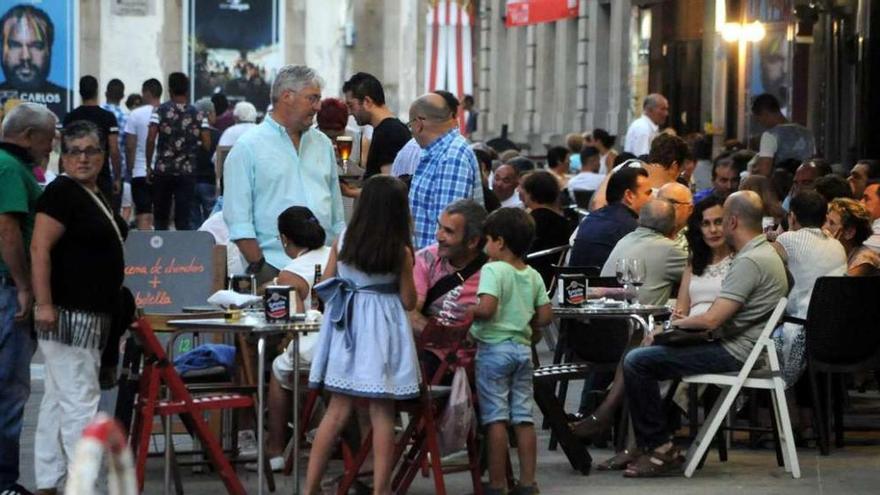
left=237, top=429, right=257, bottom=459
left=511, top=483, right=540, bottom=495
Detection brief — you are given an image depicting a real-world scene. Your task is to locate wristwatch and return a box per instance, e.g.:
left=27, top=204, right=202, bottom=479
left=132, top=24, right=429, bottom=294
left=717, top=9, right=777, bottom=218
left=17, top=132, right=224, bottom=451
left=246, top=257, right=266, bottom=275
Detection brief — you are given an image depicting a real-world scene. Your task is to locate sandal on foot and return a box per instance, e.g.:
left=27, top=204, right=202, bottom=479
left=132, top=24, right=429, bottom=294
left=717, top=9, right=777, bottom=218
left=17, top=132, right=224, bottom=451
left=622, top=448, right=685, bottom=478
left=597, top=449, right=639, bottom=471
left=570, top=414, right=609, bottom=441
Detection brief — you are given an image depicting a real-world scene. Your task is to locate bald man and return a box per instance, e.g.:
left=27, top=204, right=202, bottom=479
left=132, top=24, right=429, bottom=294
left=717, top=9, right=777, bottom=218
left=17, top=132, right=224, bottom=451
left=620, top=190, right=787, bottom=476
left=624, top=93, right=669, bottom=157
left=783, top=162, right=819, bottom=210
left=657, top=182, right=693, bottom=248
left=408, top=93, right=483, bottom=249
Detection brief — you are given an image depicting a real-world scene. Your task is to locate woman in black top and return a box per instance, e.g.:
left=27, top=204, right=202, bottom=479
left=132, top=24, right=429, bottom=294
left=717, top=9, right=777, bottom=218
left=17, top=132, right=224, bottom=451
left=30, top=120, right=127, bottom=491
left=520, top=170, right=576, bottom=288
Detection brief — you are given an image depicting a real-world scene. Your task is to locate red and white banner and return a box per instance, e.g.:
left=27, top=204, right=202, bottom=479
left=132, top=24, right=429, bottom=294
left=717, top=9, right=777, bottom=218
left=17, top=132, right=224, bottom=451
left=425, top=0, right=474, bottom=133
left=505, top=0, right=579, bottom=27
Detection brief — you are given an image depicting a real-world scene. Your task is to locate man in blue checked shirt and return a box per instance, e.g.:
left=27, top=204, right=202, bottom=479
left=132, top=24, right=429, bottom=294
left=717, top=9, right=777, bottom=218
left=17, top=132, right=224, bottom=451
left=408, top=93, right=482, bottom=249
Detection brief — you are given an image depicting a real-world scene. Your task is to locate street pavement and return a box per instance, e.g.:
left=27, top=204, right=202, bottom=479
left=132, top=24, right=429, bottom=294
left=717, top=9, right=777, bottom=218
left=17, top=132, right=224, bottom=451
left=18, top=356, right=880, bottom=495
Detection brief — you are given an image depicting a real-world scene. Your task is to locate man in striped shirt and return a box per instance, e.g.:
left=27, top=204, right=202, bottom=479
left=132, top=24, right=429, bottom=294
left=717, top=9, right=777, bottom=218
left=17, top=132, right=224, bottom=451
left=407, top=93, right=482, bottom=249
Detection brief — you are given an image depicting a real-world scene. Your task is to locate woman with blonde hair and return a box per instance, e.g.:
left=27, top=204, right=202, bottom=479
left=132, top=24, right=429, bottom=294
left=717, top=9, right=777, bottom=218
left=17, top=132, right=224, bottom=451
left=824, top=198, right=880, bottom=276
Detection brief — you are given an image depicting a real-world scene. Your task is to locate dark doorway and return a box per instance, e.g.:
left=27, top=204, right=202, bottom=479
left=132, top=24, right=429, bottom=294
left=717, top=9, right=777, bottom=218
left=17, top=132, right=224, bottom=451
left=662, top=40, right=703, bottom=135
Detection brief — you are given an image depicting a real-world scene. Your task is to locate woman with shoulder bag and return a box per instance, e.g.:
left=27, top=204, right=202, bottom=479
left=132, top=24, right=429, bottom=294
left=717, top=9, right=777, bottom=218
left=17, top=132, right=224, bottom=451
left=30, top=120, right=128, bottom=495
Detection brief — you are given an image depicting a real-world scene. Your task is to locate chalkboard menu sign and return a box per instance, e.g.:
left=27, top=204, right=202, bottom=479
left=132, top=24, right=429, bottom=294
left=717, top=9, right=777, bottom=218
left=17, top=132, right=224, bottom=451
left=124, top=231, right=216, bottom=314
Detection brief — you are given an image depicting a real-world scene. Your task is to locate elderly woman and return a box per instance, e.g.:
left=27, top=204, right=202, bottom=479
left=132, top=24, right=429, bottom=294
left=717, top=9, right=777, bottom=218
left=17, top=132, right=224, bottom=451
left=30, top=120, right=127, bottom=494
left=824, top=197, right=880, bottom=276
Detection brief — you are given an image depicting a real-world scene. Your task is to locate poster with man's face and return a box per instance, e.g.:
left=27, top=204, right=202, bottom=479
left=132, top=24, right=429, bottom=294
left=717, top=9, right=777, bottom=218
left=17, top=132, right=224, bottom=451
left=0, top=1, right=74, bottom=119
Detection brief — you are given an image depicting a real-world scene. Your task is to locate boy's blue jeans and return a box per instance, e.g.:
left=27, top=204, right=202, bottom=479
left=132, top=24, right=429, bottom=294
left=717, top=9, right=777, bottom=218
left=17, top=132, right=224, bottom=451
left=475, top=341, right=535, bottom=425
left=0, top=284, right=35, bottom=490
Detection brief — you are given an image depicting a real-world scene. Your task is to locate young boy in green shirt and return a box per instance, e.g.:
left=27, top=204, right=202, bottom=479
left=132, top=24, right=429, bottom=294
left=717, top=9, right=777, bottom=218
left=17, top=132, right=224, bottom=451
left=470, top=207, right=553, bottom=495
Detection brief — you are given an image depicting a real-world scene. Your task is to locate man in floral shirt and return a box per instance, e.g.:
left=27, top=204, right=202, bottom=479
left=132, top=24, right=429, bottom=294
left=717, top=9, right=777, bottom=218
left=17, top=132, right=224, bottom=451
left=145, top=72, right=210, bottom=230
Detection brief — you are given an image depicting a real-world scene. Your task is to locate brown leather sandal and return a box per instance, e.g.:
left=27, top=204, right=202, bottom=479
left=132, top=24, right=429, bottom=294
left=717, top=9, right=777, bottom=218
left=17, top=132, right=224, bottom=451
left=622, top=447, right=685, bottom=478
left=570, top=414, right=610, bottom=441
left=596, top=449, right=640, bottom=471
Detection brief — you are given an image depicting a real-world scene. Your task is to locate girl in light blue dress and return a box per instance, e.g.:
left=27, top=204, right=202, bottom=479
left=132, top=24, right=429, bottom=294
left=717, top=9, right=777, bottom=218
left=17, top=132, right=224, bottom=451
left=305, top=175, right=419, bottom=495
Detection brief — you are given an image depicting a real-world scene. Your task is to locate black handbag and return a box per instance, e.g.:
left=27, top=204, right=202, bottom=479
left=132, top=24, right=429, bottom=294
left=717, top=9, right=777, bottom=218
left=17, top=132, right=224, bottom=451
left=653, top=327, right=717, bottom=346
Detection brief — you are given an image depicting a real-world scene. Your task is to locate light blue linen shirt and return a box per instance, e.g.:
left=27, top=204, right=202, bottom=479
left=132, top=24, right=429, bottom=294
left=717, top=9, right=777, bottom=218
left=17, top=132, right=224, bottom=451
left=223, top=114, right=345, bottom=270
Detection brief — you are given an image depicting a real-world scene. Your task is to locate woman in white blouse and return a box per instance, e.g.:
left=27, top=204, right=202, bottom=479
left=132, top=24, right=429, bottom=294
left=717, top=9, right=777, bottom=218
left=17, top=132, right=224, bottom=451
left=263, top=206, right=333, bottom=471
left=674, top=196, right=732, bottom=319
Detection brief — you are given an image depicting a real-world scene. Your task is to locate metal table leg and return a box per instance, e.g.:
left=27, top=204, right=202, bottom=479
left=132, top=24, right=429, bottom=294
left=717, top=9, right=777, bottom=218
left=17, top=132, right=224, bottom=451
left=292, top=335, right=301, bottom=494
left=258, top=336, right=266, bottom=495
left=164, top=415, right=172, bottom=494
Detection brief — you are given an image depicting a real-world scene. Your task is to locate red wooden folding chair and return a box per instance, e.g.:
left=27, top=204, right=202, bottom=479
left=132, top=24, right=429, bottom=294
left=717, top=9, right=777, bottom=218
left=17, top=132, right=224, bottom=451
left=128, top=317, right=252, bottom=494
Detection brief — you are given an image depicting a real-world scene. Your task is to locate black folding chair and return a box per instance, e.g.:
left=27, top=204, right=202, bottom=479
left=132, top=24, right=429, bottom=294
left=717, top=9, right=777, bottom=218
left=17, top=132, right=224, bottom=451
left=804, top=276, right=880, bottom=455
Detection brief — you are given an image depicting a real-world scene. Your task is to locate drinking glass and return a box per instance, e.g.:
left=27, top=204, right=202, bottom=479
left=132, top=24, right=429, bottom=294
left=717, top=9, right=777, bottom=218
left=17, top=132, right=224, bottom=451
left=628, top=258, right=647, bottom=308
left=336, top=135, right=353, bottom=174
left=615, top=258, right=631, bottom=307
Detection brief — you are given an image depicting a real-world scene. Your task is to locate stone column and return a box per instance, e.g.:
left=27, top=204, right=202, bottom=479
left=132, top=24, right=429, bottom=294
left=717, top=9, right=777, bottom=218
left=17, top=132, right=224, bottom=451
left=606, top=0, right=633, bottom=139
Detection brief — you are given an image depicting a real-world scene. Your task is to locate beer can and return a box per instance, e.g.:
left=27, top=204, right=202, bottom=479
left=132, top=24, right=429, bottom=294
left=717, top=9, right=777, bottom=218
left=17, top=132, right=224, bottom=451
left=264, top=285, right=293, bottom=322
left=229, top=274, right=256, bottom=295
left=559, top=274, right=588, bottom=307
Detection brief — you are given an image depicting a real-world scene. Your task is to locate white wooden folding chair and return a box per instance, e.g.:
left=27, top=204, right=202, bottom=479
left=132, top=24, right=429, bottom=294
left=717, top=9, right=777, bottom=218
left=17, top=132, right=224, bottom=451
left=681, top=298, right=800, bottom=479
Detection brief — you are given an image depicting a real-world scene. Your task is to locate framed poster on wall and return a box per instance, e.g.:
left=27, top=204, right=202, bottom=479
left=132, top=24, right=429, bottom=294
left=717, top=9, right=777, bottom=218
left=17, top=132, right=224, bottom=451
left=0, top=0, right=77, bottom=119
left=184, top=0, right=283, bottom=113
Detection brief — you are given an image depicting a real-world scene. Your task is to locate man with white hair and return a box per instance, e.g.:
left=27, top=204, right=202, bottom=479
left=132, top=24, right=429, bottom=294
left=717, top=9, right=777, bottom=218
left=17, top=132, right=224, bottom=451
left=217, top=101, right=259, bottom=150
left=624, top=93, right=669, bottom=157
left=224, top=65, right=345, bottom=284
left=0, top=102, right=57, bottom=495
left=600, top=199, right=687, bottom=306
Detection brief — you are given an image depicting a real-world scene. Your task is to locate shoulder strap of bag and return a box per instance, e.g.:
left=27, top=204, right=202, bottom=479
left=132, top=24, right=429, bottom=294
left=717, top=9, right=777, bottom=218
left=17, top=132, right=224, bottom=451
left=423, top=252, right=487, bottom=313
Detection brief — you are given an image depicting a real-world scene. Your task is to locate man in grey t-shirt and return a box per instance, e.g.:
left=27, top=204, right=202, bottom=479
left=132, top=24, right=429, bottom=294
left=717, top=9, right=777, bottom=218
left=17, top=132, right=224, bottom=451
left=752, top=93, right=815, bottom=176
left=619, top=190, right=787, bottom=475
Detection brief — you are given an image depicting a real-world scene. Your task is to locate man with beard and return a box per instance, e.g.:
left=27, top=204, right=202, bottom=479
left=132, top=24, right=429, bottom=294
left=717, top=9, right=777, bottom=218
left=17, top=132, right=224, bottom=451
left=343, top=72, right=410, bottom=178
left=0, top=5, right=68, bottom=117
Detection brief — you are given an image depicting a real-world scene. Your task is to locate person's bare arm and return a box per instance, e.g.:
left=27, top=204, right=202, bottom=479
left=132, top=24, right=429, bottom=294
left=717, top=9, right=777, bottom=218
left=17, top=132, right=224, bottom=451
left=276, top=271, right=311, bottom=307
left=673, top=266, right=693, bottom=319
left=471, top=294, right=498, bottom=320
left=30, top=213, right=65, bottom=330
left=145, top=124, right=158, bottom=183
left=754, top=157, right=773, bottom=177
left=108, top=136, right=122, bottom=193
left=673, top=297, right=742, bottom=332
left=399, top=248, right=417, bottom=311
left=201, top=129, right=211, bottom=151
left=234, top=239, right=263, bottom=265
left=0, top=213, right=31, bottom=319
left=530, top=303, right=553, bottom=327
left=125, top=133, right=137, bottom=177
left=322, top=241, right=338, bottom=279
left=589, top=173, right=612, bottom=211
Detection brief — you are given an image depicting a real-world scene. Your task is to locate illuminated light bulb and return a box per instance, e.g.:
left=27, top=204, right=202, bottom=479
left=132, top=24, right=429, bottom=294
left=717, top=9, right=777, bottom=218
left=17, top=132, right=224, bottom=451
left=722, top=22, right=742, bottom=42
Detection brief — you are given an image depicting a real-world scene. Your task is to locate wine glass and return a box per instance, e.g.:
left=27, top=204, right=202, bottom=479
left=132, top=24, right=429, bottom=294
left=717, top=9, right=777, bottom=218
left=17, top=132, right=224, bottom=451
left=615, top=258, right=631, bottom=307
left=628, top=258, right=646, bottom=308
